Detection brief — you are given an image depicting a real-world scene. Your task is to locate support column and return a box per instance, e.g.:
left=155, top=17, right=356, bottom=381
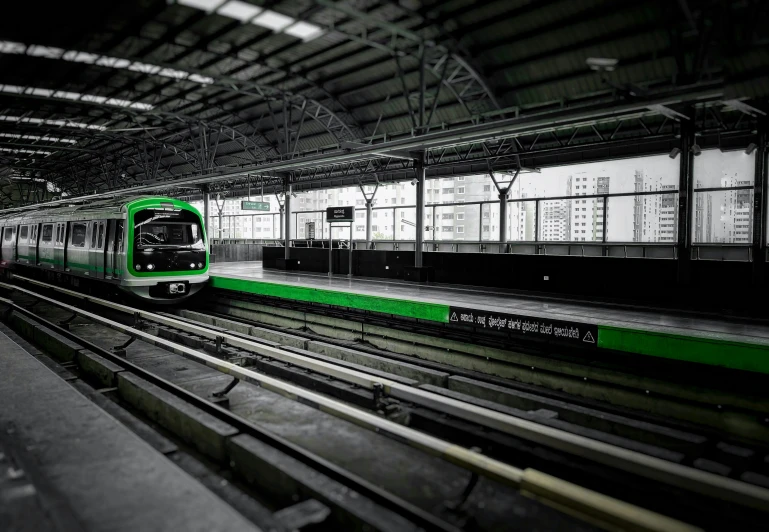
left=499, top=188, right=509, bottom=249
left=284, top=186, right=292, bottom=260
left=365, top=199, right=373, bottom=248
left=202, top=186, right=210, bottom=252
left=415, top=156, right=426, bottom=267
left=752, top=117, right=768, bottom=287
left=279, top=206, right=285, bottom=240
left=676, top=107, right=695, bottom=289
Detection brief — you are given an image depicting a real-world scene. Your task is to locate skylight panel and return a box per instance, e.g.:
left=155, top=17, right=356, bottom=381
left=0, top=132, right=77, bottom=144
left=62, top=50, right=98, bottom=64
left=95, top=56, right=131, bottom=69
left=0, top=85, right=24, bottom=93
left=27, top=45, right=64, bottom=59
left=252, top=10, right=294, bottom=32
left=158, top=67, right=189, bottom=79
left=188, top=73, right=214, bottom=84
left=105, top=98, right=132, bottom=107
left=178, top=0, right=225, bottom=12
left=81, top=94, right=108, bottom=104
left=128, top=62, right=161, bottom=75
left=0, top=146, right=52, bottom=156
left=217, top=0, right=262, bottom=21
left=284, top=21, right=324, bottom=41
left=129, top=102, right=154, bottom=111
left=29, top=87, right=53, bottom=97
left=0, top=41, right=25, bottom=54
left=53, top=91, right=81, bottom=100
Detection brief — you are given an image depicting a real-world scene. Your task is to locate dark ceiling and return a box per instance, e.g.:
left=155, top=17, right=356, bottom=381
left=0, top=0, right=766, bottom=205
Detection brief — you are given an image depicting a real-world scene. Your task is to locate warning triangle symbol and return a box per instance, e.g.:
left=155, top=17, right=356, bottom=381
left=450, top=312, right=459, bottom=322
left=583, top=331, right=595, bottom=343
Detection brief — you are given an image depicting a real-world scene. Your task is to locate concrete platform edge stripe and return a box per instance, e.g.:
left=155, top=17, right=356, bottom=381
left=598, top=326, right=769, bottom=374
left=210, top=276, right=449, bottom=322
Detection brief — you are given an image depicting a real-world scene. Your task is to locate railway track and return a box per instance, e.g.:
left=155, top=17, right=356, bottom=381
left=2, top=276, right=769, bottom=530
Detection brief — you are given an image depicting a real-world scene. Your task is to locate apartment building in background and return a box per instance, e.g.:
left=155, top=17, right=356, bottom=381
left=633, top=169, right=678, bottom=242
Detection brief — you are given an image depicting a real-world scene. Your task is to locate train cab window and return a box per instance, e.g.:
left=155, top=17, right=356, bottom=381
left=19, top=226, right=28, bottom=240
left=71, top=223, right=87, bottom=247
left=42, top=225, right=53, bottom=242
left=4, top=228, right=13, bottom=241
left=97, top=223, right=105, bottom=249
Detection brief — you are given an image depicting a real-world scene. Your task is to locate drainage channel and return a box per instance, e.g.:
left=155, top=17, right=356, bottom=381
left=0, top=279, right=717, bottom=532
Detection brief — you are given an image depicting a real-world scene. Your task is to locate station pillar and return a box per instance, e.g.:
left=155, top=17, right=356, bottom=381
left=752, top=116, right=768, bottom=288
left=365, top=199, right=373, bottom=249
left=202, top=187, right=210, bottom=252
left=414, top=157, right=426, bottom=267
left=284, top=186, right=292, bottom=260
left=676, top=106, right=695, bottom=290
left=499, top=188, right=509, bottom=249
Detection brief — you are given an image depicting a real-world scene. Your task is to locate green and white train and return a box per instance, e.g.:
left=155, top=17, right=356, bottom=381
left=0, top=196, right=208, bottom=301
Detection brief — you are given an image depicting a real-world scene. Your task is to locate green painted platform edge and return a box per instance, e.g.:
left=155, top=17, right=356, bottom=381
left=598, top=325, right=769, bottom=374
left=210, top=276, right=450, bottom=322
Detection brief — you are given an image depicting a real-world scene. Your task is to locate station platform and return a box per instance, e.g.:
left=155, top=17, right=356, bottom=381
left=0, top=325, right=259, bottom=532
left=209, top=262, right=769, bottom=375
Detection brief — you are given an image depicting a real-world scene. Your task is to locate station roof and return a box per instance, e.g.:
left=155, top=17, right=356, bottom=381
left=0, top=0, right=766, bottom=205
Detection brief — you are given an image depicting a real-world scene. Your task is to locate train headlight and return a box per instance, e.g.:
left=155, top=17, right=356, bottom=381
left=197, top=262, right=203, bottom=269
left=135, top=264, right=142, bottom=271
left=190, top=263, right=196, bottom=269
left=146, top=264, right=155, bottom=271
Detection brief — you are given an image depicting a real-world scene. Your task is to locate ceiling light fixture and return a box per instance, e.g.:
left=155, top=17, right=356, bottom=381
left=284, top=21, right=324, bottom=41
left=0, top=115, right=106, bottom=130
left=252, top=10, right=294, bottom=31
left=216, top=0, right=262, bottom=21
left=177, top=0, right=226, bottom=12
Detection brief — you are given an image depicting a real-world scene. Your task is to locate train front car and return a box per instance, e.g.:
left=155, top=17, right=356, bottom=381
left=123, top=198, right=208, bottom=301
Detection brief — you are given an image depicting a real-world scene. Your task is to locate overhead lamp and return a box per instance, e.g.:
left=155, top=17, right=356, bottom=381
left=690, top=144, right=702, bottom=156
left=586, top=57, right=618, bottom=72
left=411, top=178, right=417, bottom=186
left=216, top=0, right=262, bottom=22
left=745, top=143, right=757, bottom=155
left=668, top=147, right=680, bottom=159
left=252, top=10, right=293, bottom=31
left=284, top=21, right=324, bottom=41
left=291, top=192, right=297, bottom=198
left=177, top=0, right=225, bottom=13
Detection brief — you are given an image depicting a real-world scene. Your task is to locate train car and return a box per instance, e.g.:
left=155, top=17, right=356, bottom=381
left=0, top=196, right=208, bottom=302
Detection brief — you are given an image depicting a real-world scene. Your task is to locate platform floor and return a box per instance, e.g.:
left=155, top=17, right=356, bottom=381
left=210, top=262, right=769, bottom=374
left=0, top=326, right=260, bottom=532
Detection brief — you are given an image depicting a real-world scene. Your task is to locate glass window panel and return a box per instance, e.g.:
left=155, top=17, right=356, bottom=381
left=693, top=149, right=755, bottom=189
left=692, top=189, right=752, bottom=243
left=607, top=194, right=678, bottom=242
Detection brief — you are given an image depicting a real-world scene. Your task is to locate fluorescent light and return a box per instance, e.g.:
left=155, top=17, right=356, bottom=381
left=95, top=56, right=131, bottom=69
left=178, top=0, right=225, bottom=12
left=0, top=116, right=106, bottom=131
left=284, top=21, right=323, bottom=41
left=0, top=132, right=77, bottom=144
left=188, top=73, right=214, bottom=84
left=27, top=45, right=64, bottom=58
left=158, top=67, right=188, bottom=79
left=0, top=85, right=23, bottom=93
left=0, top=146, right=53, bottom=156
left=0, top=40, right=25, bottom=54
left=217, top=0, right=261, bottom=21
left=252, top=10, right=293, bottom=31
left=62, top=50, right=98, bottom=64
left=29, top=87, right=53, bottom=97
left=128, top=62, right=161, bottom=75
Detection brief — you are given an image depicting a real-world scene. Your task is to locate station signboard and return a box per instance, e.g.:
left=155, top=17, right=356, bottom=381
left=241, top=200, right=270, bottom=211
left=448, top=306, right=599, bottom=348
left=326, top=206, right=355, bottom=222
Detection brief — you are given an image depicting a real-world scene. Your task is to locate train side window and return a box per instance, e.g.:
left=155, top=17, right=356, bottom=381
left=71, top=223, right=87, bottom=247
left=90, top=222, right=97, bottom=248
left=116, top=220, right=124, bottom=252
left=97, top=222, right=105, bottom=249
left=4, top=228, right=13, bottom=241
left=19, top=226, right=28, bottom=240
left=42, top=225, right=53, bottom=242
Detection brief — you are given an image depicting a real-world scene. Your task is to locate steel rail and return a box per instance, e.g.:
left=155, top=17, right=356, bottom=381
left=7, top=275, right=769, bottom=514
left=0, top=278, right=700, bottom=532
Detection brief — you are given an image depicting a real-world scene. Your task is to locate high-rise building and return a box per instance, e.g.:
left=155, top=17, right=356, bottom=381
left=568, top=172, right=609, bottom=241
left=714, top=173, right=753, bottom=243
left=694, top=179, right=712, bottom=243
left=633, top=170, right=677, bottom=242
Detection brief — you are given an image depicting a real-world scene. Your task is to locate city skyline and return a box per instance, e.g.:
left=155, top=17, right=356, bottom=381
left=191, top=149, right=756, bottom=244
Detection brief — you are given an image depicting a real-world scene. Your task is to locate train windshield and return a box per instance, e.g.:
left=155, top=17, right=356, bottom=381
left=133, top=209, right=204, bottom=249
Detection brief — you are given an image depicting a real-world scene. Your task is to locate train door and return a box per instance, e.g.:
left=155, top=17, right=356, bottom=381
left=68, top=221, right=90, bottom=276
left=53, top=222, right=65, bottom=271
left=17, top=225, right=29, bottom=264
left=40, top=223, right=54, bottom=268
left=105, top=220, right=116, bottom=279
left=114, top=220, right=125, bottom=277
left=89, top=220, right=106, bottom=280
left=30, top=224, right=38, bottom=265
left=2, top=226, right=17, bottom=263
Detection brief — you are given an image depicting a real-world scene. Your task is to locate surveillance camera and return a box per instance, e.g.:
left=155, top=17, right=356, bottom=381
left=668, top=147, right=681, bottom=159
left=690, top=144, right=702, bottom=156
left=411, top=179, right=417, bottom=186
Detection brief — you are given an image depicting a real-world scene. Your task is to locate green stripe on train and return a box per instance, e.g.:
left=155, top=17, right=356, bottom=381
left=210, top=276, right=449, bottom=322
left=598, top=326, right=769, bottom=374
